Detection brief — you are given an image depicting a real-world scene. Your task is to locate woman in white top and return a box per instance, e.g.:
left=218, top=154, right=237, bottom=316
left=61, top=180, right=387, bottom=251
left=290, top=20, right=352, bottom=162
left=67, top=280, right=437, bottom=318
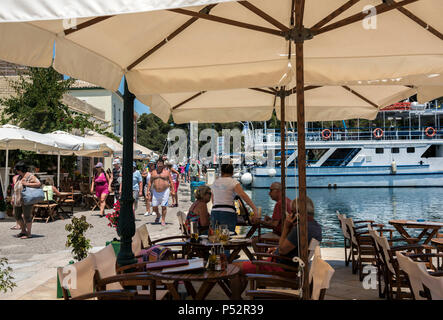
left=210, top=163, right=259, bottom=232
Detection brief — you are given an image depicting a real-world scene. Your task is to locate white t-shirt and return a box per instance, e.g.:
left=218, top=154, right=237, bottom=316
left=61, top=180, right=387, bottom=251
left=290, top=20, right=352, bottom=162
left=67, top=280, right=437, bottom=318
left=211, top=177, right=240, bottom=213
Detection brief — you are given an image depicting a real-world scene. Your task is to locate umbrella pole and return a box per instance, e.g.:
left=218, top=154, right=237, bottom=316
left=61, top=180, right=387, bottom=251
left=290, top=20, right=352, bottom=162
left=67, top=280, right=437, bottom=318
left=280, top=88, right=287, bottom=223
left=117, top=78, right=136, bottom=267
left=295, top=40, right=309, bottom=300
left=4, top=143, right=9, bottom=197
left=57, top=152, right=61, bottom=188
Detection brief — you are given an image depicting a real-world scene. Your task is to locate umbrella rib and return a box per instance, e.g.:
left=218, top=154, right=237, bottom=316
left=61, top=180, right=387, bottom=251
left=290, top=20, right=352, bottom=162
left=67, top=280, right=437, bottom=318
left=64, top=16, right=114, bottom=36
left=295, top=0, right=305, bottom=30
left=127, top=4, right=218, bottom=70
left=342, top=86, right=379, bottom=109
left=249, top=88, right=276, bottom=95
left=237, top=1, right=290, bottom=32
left=314, top=0, right=419, bottom=36
left=168, top=8, right=284, bottom=37
left=288, top=85, right=322, bottom=95
left=396, top=6, right=443, bottom=41
left=172, top=91, right=207, bottom=111
left=311, top=0, right=362, bottom=30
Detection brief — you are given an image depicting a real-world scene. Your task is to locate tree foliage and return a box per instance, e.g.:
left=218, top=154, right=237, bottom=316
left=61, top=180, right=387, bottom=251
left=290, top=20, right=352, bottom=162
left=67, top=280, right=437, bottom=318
left=0, top=67, right=106, bottom=134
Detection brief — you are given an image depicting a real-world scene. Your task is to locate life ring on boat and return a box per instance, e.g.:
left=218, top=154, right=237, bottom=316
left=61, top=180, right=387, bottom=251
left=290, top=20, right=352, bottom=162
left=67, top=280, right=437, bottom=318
left=425, top=126, right=436, bottom=137
left=321, top=129, right=332, bottom=140
left=373, top=128, right=384, bottom=139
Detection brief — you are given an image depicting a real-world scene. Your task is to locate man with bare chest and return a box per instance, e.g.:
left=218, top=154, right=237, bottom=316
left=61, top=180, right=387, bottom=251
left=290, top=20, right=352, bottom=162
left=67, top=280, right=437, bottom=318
left=147, top=159, right=175, bottom=225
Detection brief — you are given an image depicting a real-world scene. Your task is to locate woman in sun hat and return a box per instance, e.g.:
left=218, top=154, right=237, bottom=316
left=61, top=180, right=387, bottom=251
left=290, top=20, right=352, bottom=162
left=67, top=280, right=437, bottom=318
left=90, top=162, right=110, bottom=217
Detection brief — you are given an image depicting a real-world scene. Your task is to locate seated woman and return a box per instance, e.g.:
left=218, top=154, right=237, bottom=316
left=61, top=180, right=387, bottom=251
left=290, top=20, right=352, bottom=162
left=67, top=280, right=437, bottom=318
left=186, top=185, right=211, bottom=235
left=43, top=177, right=61, bottom=204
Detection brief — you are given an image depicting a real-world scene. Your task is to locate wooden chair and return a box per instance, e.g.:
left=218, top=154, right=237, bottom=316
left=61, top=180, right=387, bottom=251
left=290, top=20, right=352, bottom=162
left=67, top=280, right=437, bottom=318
left=79, top=183, right=100, bottom=211
left=176, top=211, right=189, bottom=236
left=57, top=245, right=167, bottom=300
left=396, top=251, right=443, bottom=300
left=32, top=190, right=59, bottom=223
left=246, top=249, right=334, bottom=300
left=133, top=224, right=189, bottom=259
left=58, top=187, right=75, bottom=216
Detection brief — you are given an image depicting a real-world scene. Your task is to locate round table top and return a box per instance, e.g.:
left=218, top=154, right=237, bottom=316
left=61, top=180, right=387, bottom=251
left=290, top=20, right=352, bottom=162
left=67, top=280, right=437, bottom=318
left=431, top=238, right=443, bottom=246
left=147, top=264, right=240, bottom=281
left=389, top=220, right=443, bottom=227
left=186, top=238, right=250, bottom=248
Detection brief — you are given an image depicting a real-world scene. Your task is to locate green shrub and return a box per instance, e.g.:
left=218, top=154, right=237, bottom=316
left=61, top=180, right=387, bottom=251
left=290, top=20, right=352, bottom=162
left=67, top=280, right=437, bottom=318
left=65, top=216, right=94, bottom=261
left=0, top=257, right=17, bottom=293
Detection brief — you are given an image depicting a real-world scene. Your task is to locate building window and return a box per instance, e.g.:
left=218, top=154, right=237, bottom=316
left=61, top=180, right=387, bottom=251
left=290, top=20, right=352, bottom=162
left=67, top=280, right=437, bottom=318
left=407, top=147, right=415, bottom=153
left=375, top=148, right=384, bottom=154
left=391, top=148, right=400, bottom=154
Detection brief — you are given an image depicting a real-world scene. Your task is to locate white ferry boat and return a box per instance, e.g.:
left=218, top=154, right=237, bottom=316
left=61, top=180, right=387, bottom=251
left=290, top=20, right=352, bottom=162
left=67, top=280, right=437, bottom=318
left=249, top=104, right=443, bottom=188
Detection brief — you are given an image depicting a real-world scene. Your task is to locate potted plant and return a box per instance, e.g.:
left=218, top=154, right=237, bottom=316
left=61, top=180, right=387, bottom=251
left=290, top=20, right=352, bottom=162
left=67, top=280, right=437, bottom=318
left=57, top=215, right=93, bottom=298
left=0, top=257, right=17, bottom=294
left=65, top=215, right=94, bottom=262
left=105, top=201, right=121, bottom=255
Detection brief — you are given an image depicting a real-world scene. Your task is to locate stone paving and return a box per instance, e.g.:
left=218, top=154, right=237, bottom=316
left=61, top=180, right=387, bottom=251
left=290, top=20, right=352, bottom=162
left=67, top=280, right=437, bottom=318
left=0, top=181, right=380, bottom=300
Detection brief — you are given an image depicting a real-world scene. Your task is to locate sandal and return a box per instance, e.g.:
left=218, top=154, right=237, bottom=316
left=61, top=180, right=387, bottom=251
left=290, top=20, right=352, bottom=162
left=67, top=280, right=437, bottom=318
left=20, top=234, right=32, bottom=239
left=154, top=217, right=160, bottom=224
left=10, top=225, right=21, bottom=230
left=16, top=232, right=26, bottom=238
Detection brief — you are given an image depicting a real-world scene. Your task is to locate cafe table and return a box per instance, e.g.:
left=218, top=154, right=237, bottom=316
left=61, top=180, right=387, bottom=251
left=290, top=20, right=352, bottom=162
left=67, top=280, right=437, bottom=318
left=185, top=237, right=255, bottom=263
left=147, top=264, right=241, bottom=300
left=389, top=220, right=443, bottom=245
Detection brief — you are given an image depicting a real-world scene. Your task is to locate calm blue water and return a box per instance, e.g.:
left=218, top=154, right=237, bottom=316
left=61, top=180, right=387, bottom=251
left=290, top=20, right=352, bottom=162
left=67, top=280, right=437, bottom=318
left=246, top=188, right=443, bottom=247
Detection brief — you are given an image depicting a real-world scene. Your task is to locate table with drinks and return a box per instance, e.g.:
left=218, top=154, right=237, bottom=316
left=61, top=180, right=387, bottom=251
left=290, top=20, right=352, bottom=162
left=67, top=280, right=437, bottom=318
left=187, top=223, right=255, bottom=264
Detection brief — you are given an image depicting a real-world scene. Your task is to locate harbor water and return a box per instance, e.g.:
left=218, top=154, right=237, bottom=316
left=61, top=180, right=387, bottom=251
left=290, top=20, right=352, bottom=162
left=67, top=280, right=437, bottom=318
left=245, top=187, right=443, bottom=247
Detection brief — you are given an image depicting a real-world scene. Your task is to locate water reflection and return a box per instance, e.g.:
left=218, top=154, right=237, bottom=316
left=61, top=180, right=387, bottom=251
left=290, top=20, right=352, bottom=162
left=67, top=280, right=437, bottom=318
left=248, top=187, right=443, bottom=247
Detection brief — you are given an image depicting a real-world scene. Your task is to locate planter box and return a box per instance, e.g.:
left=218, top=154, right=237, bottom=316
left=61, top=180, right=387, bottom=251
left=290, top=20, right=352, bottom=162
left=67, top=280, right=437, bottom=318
left=56, top=260, right=74, bottom=299
left=105, top=240, right=121, bottom=256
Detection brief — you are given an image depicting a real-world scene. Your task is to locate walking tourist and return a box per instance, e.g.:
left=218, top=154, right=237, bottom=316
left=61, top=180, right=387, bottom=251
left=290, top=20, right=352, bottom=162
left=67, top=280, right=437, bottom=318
left=188, top=160, right=200, bottom=182
left=143, top=162, right=156, bottom=216
left=90, top=162, right=110, bottom=217
left=109, top=158, right=122, bottom=203
left=11, top=161, right=41, bottom=239
left=210, top=163, right=259, bottom=233
left=167, top=161, right=180, bottom=207
left=147, top=159, right=175, bottom=226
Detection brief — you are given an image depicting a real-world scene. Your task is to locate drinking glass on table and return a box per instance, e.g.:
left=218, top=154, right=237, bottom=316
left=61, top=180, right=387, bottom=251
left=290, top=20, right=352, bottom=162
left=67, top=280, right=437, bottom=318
left=190, top=221, right=199, bottom=243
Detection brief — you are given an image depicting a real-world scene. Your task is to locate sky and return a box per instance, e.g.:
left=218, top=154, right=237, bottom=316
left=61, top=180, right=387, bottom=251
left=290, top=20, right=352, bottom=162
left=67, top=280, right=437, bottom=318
left=117, top=77, right=151, bottom=115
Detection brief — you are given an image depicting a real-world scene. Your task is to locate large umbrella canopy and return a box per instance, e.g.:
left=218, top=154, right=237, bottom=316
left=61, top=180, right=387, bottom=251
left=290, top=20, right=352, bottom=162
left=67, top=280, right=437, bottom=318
left=147, top=84, right=417, bottom=123
left=0, top=0, right=443, bottom=96
left=0, top=125, right=67, bottom=194
left=84, top=130, right=154, bottom=159
left=43, top=131, right=114, bottom=157
left=0, top=124, right=61, bottom=152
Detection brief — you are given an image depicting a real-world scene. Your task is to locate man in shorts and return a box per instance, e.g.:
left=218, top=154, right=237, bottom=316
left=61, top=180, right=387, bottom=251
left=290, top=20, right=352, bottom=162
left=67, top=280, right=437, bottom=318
left=147, top=159, right=175, bottom=226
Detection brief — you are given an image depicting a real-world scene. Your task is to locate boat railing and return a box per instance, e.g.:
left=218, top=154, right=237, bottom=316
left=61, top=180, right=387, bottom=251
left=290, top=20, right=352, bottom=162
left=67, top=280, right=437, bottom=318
left=256, top=127, right=443, bottom=144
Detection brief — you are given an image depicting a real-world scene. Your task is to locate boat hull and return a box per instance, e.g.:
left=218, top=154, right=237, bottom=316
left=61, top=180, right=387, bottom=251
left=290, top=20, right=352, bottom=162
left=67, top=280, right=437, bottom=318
left=252, top=165, right=443, bottom=188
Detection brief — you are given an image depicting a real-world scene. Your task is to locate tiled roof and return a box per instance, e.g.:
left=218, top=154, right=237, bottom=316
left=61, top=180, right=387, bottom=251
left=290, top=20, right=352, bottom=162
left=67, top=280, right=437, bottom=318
left=70, top=80, right=102, bottom=89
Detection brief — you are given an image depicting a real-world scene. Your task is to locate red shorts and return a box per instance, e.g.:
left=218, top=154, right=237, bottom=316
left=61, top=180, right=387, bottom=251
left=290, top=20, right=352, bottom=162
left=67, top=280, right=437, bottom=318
left=241, top=257, right=285, bottom=274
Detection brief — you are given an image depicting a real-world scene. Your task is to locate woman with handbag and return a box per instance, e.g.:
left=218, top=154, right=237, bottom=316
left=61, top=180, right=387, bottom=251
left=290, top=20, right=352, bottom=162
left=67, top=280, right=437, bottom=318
left=12, top=161, right=41, bottom=239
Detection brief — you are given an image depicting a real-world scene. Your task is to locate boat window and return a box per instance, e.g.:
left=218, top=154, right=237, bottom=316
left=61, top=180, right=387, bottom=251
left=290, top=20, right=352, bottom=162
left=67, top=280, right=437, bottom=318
left=391, top=148, right=400, bottom=154
left=375, top=148, right=384, bottom=154
left=407, top=147, right=415, bottom=153
left=421, top=145, right=436, bottom=158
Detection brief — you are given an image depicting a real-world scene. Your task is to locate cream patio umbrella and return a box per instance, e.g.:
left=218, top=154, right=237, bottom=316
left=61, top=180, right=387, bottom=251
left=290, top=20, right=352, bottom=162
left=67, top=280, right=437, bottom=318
left=43, top=131, right=114, bottom=187
left=0, top=124, right=67, bottom=195
left=2, top=0, right=443, bottom=295
left=146, top=84, right=418, bottom=124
